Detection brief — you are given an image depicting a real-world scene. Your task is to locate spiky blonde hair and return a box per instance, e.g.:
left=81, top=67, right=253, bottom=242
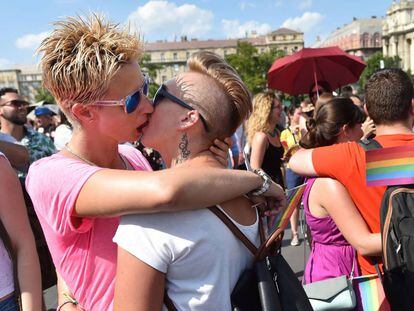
left=246, top=91, right=277, bottom=144
left=185, top=51, right=252, bottom=138
left=37, top=13, right=142, bottom=118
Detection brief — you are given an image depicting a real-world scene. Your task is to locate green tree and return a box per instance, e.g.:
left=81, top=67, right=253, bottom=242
left=225, top=41, right=284, bottom=95
left=140, top=54, right=163, bottom=98
left=34, top=87, right=56, bottom=104
left=359, top=52, right=401, bottom=88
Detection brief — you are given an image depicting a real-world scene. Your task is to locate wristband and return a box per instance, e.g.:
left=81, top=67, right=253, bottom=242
left=249, top=169, right=272, bottom=196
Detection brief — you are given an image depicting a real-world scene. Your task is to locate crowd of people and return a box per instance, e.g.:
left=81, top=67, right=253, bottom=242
left=0, top=13, right=413, bottom=311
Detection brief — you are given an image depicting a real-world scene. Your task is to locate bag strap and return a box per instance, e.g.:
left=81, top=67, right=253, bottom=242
left=208, top=206, right=258, bottom=255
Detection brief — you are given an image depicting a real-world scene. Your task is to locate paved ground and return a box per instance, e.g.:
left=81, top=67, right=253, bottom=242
left=44, top=224, right=310, bottom=310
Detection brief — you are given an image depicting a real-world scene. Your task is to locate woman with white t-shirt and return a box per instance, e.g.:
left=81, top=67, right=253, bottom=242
left=114, top=52, right=265, bottom=310
left=0, top=153, right=42, bottom=310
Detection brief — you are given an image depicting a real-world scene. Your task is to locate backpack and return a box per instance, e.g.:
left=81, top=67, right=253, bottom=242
left=359, top=139, right=414, bottom=310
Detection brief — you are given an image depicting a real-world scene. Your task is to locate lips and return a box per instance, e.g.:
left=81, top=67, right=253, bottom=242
left=137, top=120, right=149, bottom=133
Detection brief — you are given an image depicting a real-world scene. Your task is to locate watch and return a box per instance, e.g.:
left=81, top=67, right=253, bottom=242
left=250, top=169, right=272, bottom=196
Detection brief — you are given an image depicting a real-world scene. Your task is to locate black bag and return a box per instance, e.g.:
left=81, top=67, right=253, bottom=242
left=359, top=139, right=414, bottom=310
left=209, top=206, right=313, bottom=311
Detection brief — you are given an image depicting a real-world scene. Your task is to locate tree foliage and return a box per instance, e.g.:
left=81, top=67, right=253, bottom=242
left=225, top=41, right=285, bottom=95
left=359, top=52, right=402, bottom=88
left=34, top=87, right=56, bottom=104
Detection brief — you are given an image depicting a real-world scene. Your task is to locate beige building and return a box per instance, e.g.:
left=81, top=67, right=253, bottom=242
left=383, top=0, right=414, bottom=72
left=0, top=64, right=42, bottom=103
left=144, top=28, right=304, bottom=85
left=318, top=17, right=382, bottom=60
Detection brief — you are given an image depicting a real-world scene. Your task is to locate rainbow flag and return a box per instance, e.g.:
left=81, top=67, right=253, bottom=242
left=365, top=145, right=414, bottom=187
left=268, top=183, right=306, bottom=231
left=353, top=274, right=390, bottom=311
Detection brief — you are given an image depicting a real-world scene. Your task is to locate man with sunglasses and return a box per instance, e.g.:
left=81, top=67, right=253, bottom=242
left=0, top=88, right=55, bottom=176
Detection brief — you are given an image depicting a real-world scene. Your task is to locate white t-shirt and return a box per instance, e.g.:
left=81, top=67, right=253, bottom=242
left=0, top=152, right=14, bottom=298
left=114, top=206, right=259, bottom=310
left=0, top=132, right=17, bottom=143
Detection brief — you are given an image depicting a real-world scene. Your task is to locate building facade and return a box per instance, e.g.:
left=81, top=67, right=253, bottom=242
left=0, top=64, right=42, bottom=103
left=144, top=28, right=304, bottom=85
left=319, top=17, right=383, bottom=60
left=383, top=0, right=414, bottom=72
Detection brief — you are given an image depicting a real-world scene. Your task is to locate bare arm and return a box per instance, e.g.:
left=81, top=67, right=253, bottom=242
left=0, top=157, right=42, bottom=310
left=316, top=178, right=381, bottom=256
left=249, top=132, right=268, bottom=170
left=75, top=166, right=285, bottom=217
left=288, top=148, right=317, bottom=176
left=0, top=141, right=29, bottom=168
left=114, top=247, right=165, bottom=311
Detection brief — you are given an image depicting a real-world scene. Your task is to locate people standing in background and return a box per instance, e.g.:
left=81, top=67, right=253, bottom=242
left=0, top=88, right=55, bottom=176
left=34, top=106, right=56, bottom=140
left=246, top=91, right=285, bottom=188
left=281, top=104, right=304, bottom=246
left=299, top=97, right=381, bottom=284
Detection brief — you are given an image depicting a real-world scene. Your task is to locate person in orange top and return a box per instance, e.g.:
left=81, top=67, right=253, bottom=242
left=289, top=68, right=414, bottom=275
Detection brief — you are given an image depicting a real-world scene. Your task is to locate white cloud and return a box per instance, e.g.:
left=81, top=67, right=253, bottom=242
left=299, top=0, right=312, bottom=10
left=222, top=19, right=272, bottom=39
left=15, top=31, right=49, bottom=49
left=282, top=12, right=323, bottom=32
left=0, top=58, right=13, bottom=69
left=127, top=1, right=213, bottom=39
left=240, top=2, right=256, bottom=10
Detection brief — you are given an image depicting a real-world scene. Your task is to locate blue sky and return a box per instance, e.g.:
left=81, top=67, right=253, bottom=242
left=0, top=0, right=392, bottom=68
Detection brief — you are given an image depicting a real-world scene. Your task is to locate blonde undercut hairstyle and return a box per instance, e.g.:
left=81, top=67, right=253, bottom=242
left=37, top=13, right=143, bottom=124
left=185, top=51, right=252, bottom=139
left=246, top=91, right=278, bottom=145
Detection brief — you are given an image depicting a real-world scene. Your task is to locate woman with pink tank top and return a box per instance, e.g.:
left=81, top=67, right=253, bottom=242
left=299, top=98, right=381, bottom=283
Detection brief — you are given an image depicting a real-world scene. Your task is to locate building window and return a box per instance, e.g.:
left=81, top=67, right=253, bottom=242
left=362, top=32, right=370, bottom=48
left=186, top=51, right=190, bottom=59
left=273, top=36, right=276, bottom=41
left=174, top=64, right=179, bottom=72
left=162, top=75, right=167, bottom=82
left=284, top=47, right=288, bottom=54
left=161, top=53, right=165, bottom=61
left=372, top=32, right=381, bottom=47
left=260, top=48, right=265, bottom=53
left=173, top=52, right=178, bottom=60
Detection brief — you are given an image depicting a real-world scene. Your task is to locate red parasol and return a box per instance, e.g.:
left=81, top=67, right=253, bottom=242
left=267, top=46, right=366, bottom=95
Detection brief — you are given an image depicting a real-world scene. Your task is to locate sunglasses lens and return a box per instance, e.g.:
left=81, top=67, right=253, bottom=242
left=125, top=91, right=141, bottom=114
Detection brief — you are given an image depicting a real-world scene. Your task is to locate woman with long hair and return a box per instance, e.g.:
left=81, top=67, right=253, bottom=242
left=300, top=97, right=381, bottom=283
left=246, top=91, right=285, bottom=188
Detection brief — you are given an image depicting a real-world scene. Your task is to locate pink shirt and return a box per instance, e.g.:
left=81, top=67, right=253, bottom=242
left=26, top=145, right=152, bottom=310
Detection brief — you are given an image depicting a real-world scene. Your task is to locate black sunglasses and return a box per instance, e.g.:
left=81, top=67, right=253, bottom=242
left=153, top=84, right=209, bottom=132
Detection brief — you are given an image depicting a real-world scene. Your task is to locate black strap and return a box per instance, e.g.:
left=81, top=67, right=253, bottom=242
left=358, top=138, right=382, bottom=151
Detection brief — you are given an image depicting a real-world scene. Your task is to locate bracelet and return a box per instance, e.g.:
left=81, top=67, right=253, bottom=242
left=249, top=169, right=272, bottom=196
left=57, top=293, right=79, bottom=311
left=57, top=300, right=76, bottom=311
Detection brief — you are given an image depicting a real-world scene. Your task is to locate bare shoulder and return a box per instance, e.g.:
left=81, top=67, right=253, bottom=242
left=220, top=196, right=257, bottom=226
left=252, top=132, right=268, bottom=146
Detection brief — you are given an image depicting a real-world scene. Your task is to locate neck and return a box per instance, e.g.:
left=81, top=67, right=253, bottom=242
left=375, top=121, right=413, bottom=136
left=162, top=132, right=213, bottom=168
left=0, top=120, right=24, bottom=140
left=65, top=128, right=124, bottom=169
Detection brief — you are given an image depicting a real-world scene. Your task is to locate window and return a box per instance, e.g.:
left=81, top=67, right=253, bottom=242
left=161, top=53, right=165, bottom=61
left=186, top=51, right=190, bottom=59
left=162, top=75, right=167, bottom=82
left=362, top=32, right=370, bottom=48
left=260, top=48, right=265, bottom=53
left=174, top=64, right=179, bottom=72
left=173, top=52, right=178, bottom=60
